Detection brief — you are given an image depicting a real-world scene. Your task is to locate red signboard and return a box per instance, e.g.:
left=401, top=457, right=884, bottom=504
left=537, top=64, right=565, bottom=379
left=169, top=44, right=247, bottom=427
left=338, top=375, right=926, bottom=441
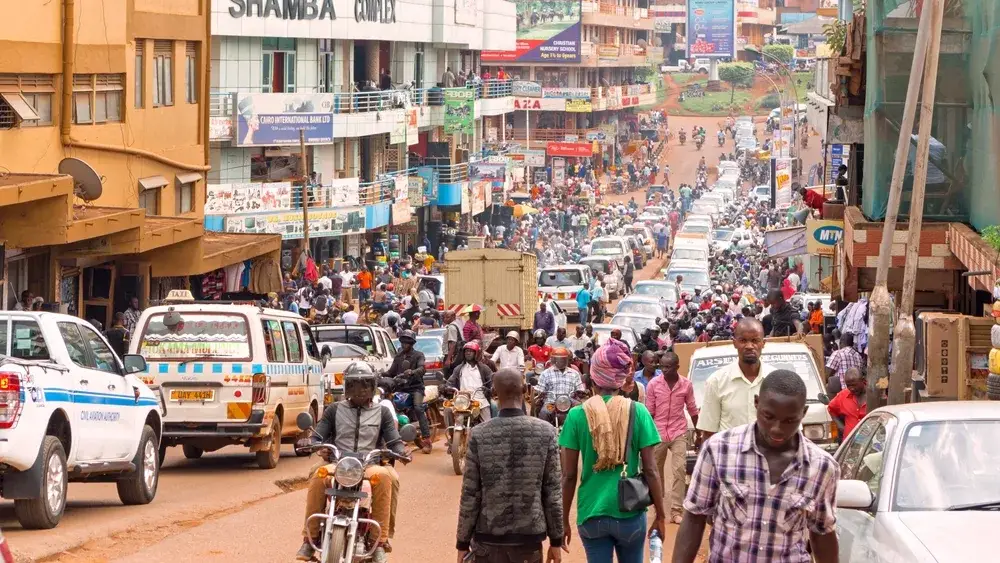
left=547, top=142, right=593, bottom=157
left=620, top=96, right=640, bottom=107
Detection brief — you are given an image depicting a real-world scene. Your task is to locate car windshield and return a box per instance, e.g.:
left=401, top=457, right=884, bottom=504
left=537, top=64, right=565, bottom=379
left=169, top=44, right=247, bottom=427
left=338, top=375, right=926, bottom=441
left=687, top=352, right=822, bottom=403
left=671, top=248, right=707, bottom=261
left=539, top=269, right=584, bottom=287
left=138, top=313, right=251, bottom=360
left=633, top=283, right=677, bottom=302
left=581, top=259, right=611, bottom=274
left=682, top=224, right=711, bottom=234
left=666, top=269, right=711, bottom=289
left=756, top=187, right=770, bottom=195
left=714, top=230, right=734, bottom=241
left=325, top=343, right=368, bottom=358
left=315, top=326, right=377, bottom=354
left=413, top=337, right=443, bottom=357
left=611, top=315, right=658, bottom=332
left=616, top=301, right=663, bottom=316
left=892, top=420, right=1000, bottom=511
left=593, top=329, right=637, bottom=348
left=591, top=241, right=623, bottom=255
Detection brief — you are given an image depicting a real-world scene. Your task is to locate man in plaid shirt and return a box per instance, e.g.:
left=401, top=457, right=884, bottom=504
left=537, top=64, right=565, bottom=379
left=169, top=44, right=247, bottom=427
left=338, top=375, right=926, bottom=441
left=533, top=348, right=583, bottom=423
left=826, top=333, right=864, bottom=390
left=673, top=370, right=840, bottom=563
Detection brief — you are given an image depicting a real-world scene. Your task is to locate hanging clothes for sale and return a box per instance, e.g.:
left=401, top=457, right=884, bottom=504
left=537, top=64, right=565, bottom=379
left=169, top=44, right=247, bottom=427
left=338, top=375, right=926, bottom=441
left=223, top=262, right=246, bottom=293
left=249, top=256, right=282, bottom=295
left=201, top=269, right=225, bottom=300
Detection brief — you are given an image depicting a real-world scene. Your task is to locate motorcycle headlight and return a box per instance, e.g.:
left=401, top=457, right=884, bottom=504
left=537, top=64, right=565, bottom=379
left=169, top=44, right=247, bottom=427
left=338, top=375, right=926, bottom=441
left=555, top=395, right=572, bottom=412
left=454, top=394, right=472, bottom=411
left=802, top=424, right=828, bottom=442
left=334, top=456, right=365, bottom=488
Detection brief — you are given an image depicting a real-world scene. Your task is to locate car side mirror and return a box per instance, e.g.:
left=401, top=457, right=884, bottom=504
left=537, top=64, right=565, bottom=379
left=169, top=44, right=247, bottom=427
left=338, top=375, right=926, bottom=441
left=296, top=412, right=315, bottom=431
left=836, top=480, right=875, bottom=510
left=122, top=354, right=147, bottom=375
left=398, top=423, right=418, bottom=442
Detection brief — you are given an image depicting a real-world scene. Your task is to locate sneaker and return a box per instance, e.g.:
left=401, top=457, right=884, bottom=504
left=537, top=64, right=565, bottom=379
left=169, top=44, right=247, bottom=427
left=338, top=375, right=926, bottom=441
left=295, top=540, right=316, bottom=561
left=421, top=442, right=432, bottom=454
left=372, top=547, right=388, bottom=563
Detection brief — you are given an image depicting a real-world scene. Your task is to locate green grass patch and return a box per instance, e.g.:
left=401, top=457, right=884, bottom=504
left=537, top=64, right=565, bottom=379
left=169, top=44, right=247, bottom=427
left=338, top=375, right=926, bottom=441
left=672, top=72, right=707, bottom=85
left=678, top=90, right=753, bottom=115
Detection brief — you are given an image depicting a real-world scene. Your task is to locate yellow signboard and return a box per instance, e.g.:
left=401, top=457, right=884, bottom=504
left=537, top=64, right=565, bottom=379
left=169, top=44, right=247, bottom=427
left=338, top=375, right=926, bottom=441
left=566, top=99, right=593, bottom=112
left=806, top=219, right=845, bottom=256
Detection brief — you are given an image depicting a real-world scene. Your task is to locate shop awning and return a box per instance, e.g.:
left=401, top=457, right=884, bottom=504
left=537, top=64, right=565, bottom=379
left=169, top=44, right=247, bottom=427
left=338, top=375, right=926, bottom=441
left=1, top=93, right=39, bottom=121
left=139, top=176, right=168, bottom=190
left=176, top=172, right=202, bottom=185
left=145, top=231, right=281, bottom=278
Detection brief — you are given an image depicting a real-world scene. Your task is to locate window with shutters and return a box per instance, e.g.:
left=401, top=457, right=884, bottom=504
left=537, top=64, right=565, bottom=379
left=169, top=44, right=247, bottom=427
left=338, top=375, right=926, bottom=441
left=153, top=40, right=174, bottom=107
left=139, top=187, right=159, bottom=215
left=176, top=182, right=193, bottom=214
left=135, top=40, right=144, bottom=109
left=185, top=41, right=197, bottom=104
left=72, top=74, right=123, bottom=124
left=0, top=74, right=55, bottom=128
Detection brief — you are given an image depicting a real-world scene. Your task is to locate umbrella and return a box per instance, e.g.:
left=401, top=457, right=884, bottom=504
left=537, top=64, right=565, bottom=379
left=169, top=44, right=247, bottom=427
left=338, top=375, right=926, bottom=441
left=513, top=204, right=538, bottom=218
left=462, top=304, right=484, bottom=315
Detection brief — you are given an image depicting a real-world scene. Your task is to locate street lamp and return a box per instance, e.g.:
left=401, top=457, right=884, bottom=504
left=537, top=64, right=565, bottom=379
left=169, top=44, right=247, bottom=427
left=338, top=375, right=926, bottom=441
left=746, top=46, right=801, bottom=157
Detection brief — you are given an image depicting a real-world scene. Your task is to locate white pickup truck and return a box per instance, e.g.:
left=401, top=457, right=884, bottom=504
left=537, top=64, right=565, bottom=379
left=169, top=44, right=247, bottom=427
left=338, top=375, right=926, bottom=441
left=0, top=312, right=161, bottom=529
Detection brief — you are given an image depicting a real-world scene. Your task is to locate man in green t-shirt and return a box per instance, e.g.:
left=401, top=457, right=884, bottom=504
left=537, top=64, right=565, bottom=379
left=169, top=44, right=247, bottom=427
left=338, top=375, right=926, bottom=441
left=558, top=339, right=667, bottom=561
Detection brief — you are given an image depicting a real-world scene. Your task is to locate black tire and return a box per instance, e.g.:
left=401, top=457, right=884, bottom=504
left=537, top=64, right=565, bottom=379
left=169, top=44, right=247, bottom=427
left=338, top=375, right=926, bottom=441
left=117, top=425, right=160, bottom=506
left=324, top=526, right=348, bottom=563
left=987, top=374, right=1000, bottom=400
left=451, top=430, right=465, bottom=475
left=157, top=442, right=168, bottom=468
left=182, top=444, right=203, bottom=459
left=296, top=405, right=319, bottom=457
left=14, top=436, right=67, bottom=530
left=256, top=416, right=282, bottom=469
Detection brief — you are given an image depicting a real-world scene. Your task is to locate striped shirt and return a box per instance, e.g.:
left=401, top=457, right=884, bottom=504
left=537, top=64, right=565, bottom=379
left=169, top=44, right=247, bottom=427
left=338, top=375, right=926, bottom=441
left=684, top=423, right=839, bottom=562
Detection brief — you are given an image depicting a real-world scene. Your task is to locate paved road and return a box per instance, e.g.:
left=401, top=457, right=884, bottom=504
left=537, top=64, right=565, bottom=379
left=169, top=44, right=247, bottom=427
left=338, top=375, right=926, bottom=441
left=2, top=114, right=804, bottom=562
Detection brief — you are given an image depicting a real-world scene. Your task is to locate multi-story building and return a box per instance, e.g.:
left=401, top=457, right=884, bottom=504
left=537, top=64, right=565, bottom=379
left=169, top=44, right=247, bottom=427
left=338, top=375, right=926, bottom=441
left=204, top=0, right=517, bottom=263
left=651, top=0, right=777, bottom=64
left=0, top=0, right=282, bottom=324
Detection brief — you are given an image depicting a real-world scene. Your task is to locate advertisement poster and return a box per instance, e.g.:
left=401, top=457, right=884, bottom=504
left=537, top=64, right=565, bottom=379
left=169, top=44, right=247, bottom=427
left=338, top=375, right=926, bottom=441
left=774, top=157, right=793, bottom=208
left=470, top=162, right=506, bottom=180
left=444, top=89, right=475, bottom=134
left=392, top=198, right=412, bottom=225
left=566, top=99, right=593, bottom=112
left=542, top=88, right=591, bottom=99
left=209, top=116, right=234, bottom=141
left=406, top=109, right=419, bottom=146
left=205, top=182, right=292, bottom=215
left=805, top=219, right=845, bottom=256
left=461, top=184, right=471, bottom=214
left=407, top=176, right=426, bottom=206
left=225, top=208, right=366, bottom=240
left=328, top=177, right=361, bottom=207
left=471, top=182, right=489, bottom=215
left=512, top=81, right=543, bottom=97
left=687, top=0, right=736, bottom=58
left=482, top=0, right=582, bottom=63
left=390, top=113, right=407, bottom=145
left=547, top=142, right=592, bottom=157
left=393, top=175, right=408, bottom=202
left=235, top=93, right=334, bottom=146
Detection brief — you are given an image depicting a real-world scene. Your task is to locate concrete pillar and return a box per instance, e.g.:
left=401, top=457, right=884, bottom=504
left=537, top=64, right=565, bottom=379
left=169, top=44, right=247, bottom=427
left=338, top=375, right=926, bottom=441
left=366, top=41, right=379, bottom=83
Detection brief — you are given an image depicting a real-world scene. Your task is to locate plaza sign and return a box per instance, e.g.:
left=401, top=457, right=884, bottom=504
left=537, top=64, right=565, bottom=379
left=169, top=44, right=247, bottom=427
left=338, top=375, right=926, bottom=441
left=227, top=0, right=398, bottom=23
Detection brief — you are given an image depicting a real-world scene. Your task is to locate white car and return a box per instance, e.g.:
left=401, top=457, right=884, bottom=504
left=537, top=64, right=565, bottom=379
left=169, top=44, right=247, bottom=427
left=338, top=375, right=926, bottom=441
left=0, top=312, right=161, bottom=529
left=621, top=224, right=655, bottom=256
left=579, top=256, right=623, bottom=300
left=590, top=324, right=639, bottom=349
left=312, top=324, right=398, bottom=398
left=663, top=259, right=712, bottom=294
left=538, top=264, right=592, bottom=319
left=631, top=280, right=678, bottom=313
left=610, top=313, right=660, bottom=335
left=712, top=229, right=736, bottom=251
left=833, top=402, right=1000, bottom=563
left=752, top=184, right=771, bottom=204
left=616, top=295, right=666, bottom=318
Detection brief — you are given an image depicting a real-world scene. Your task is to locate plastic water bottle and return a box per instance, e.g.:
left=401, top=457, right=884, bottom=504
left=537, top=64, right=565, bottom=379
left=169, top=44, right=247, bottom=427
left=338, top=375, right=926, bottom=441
left=649, top=530, right=663, bottom=563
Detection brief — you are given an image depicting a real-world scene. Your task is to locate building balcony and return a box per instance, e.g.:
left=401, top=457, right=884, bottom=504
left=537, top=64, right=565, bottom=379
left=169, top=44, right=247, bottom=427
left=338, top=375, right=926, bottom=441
left=581, top=2, right=655, bottom=30
left=208, top=81, right=515, bottom=144
left=581, top=43, right=654, bottom=67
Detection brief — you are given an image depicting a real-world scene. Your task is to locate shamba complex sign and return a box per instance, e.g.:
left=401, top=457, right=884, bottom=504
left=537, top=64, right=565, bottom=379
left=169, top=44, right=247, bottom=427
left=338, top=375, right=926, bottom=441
left=228, top=0, right=397, bottom=23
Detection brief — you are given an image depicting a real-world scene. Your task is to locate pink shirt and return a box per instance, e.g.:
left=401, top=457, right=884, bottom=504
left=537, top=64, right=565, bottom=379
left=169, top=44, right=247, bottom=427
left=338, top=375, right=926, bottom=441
left=644, top=376, right=699, bottom=443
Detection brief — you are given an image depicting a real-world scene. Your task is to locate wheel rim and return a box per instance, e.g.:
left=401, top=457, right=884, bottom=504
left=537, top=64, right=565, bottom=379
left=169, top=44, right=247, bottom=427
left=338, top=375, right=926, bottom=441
left=45, top=452, right=65, bottom=514
left=143, top=440, right=158, bottom=491
left=271, top=420, right=281, bottom=462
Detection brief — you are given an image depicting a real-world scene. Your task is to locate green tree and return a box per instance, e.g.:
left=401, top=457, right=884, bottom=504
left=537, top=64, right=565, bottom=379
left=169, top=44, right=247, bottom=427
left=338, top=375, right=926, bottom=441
left=718, top=62, right=755, bottom=103
left=763, top=44, right=794, bottom=66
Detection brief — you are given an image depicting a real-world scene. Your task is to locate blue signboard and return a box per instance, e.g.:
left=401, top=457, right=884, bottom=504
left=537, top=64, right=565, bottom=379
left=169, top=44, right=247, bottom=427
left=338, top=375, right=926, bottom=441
left=235, top=93, right=334, bottom=146
left=687, top=0, right=736, bottom=59
left=829, top=144, right=844, bottom=184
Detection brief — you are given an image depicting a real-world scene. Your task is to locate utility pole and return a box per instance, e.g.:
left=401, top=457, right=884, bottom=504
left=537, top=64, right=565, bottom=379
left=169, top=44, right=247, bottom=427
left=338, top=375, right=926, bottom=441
left=867, top=2, right=934, bottom=408
left=300, top=129, right=310, bottom=252
left=889, top=0, right=945, bottom=405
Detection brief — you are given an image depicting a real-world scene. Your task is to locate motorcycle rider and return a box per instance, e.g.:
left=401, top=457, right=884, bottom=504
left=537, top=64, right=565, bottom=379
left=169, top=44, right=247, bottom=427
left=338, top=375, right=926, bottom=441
left=534, top=347, right=584, bottom=423
left=382, top=330, right=432, bottom=453
left=297, top=362, right=410, bottom=562
left=444, top=342, right=495, bottom=435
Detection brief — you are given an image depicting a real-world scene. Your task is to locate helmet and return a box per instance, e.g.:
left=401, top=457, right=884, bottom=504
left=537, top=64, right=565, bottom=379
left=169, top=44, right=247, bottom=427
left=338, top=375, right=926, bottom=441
left=463, top=341, right=481, bottom=352
left=687, top=302, right=699, bottom=313
left=550, top=347, right=571, bottom=358
left=386, top=283, right=395, bottom=291
left=533, top=329, right=548, bottom=339
left=506, top=330, right=520, bottom=341
left=343, top=361, right=377, bottom=387
left=398, top=330, right=417, bottom=344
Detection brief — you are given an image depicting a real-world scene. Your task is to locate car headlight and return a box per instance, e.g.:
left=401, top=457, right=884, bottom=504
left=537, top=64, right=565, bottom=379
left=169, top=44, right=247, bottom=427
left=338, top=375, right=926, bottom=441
left=454, top=394, right=471, bottom=411
left=555, top=395, right=572, bottom=412
left=334, top=456, right=365, bottom=488
left=803, top=424, right=828, bottom=442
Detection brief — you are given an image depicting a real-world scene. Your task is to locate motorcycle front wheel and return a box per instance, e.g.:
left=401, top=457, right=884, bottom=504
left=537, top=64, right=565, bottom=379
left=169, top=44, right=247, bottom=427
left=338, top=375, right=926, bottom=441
left=451, top=430, right=466, bottom=475
left=325, top=525, right=348, bottom=563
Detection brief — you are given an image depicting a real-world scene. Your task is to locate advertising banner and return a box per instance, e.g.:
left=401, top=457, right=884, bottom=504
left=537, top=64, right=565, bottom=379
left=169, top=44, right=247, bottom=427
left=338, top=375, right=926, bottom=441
left=471, top=182, right=489, bottom=215
left=444, top=88, right=475, bottom=134
left=774, top=157, right=793, bottom=208
left=829, top=144, right=845, bottom=184
left=510, top=150, right=546, bottom=167
left=597, top=45, right=620, bottom=60
left=392, top=198, right=412, bottom=225
left=687, top=0, right=736, bottom=58
left=805, top=219, right=845, bottom=256
left=408, top=176, right=426, bottom=206
left=547, top=142, right=592, bottom=157
left=461, top=184, right=471, bottom=214
left=393, top=175, right=408, bottom=202
left=512, top=81, right=543, bottom=97
left=407, top=109, right=419, bottom=146
left=209, top=116, right=234, bottom=141
left=470, top=162, right=507, bottom=180
left=481, top=0, right=582, bottom=63
left=542, top=88, right=591, bottom=99
left=225, top=207, right=366, bottom=240
left=585, top=130, right=608, bottom=143
left=328, top=177, right=361, bottom=207
left=566, top=99, right=593, bottom=112
left=205, top=182, right=292, bottom=215
left=235, top=93, right=334, bottom=146
left=390, top=113, right=407, bottom=145
left=513, top=98, right=566, bottom=111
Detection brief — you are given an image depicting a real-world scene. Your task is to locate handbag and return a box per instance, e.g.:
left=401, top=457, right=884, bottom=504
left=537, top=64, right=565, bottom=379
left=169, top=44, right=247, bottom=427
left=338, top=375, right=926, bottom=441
left=617, top=400, right=653, bottom=512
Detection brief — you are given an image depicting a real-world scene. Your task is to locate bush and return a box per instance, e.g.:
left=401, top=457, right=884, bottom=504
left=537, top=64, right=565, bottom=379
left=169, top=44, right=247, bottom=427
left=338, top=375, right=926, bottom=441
left=758, top=93, right=781, bottom=109
left=763, top=44, right=794, bottom=66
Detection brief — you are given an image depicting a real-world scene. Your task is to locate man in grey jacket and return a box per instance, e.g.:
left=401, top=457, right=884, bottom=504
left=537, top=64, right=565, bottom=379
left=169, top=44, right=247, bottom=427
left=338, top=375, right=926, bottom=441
left=456, top=368, right=566, bottom=563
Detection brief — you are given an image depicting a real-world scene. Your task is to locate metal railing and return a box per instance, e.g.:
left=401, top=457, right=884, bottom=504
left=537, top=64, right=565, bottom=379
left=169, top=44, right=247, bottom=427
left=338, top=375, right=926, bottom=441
left=430, top=163, right=469, bottom=184
left=284, top=168, right=418, bottom=210
left=507, top=128, right=592, bottom=143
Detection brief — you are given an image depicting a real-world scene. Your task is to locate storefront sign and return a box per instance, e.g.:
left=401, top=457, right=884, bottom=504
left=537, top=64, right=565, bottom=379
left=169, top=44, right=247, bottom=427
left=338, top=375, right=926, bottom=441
left=470, top=162, right=506, bottom=180
left=585, top=130, right=607, bottom=142
left=471, top=181, right=489, bottom=215
left=513, top=98, right=566, bottom=111
left=829, top=144, right=845, bottom=184
left=205, top=182, right=292, bottom=214
left=598, top=45, right=620, bottom=60
left=235, top=92, right=333, bottom=146
left=481, top=0, right=581, bottom=63
left=774, top=157, right=792, bottom=208
left=511, top=81, right=543, bottom=97
left=391, top=198, right=411, bottom=225
left=542, top=88, right=591, bottom=100
left=390, top=112, right=406, bottom=144
left=546, top=142, right=592, bottom=158
left=393, top=175, right=408, bottom=202
left=565, top=99, right=593, bottom=112
left=328, top=177, right=361, bottom=207
left=688, top=0, right=736, bottom=58
left=407, top=176, right=426, bottom=206
left=620, top=96, right=639, bottom=108
left=225, top=207, right=366, bottom=240
left=444, top=88, right=475, bottom=134
left=209, top=116, right=234, bottom=141
left=227, top=0, right=336, bottom=20
left=354, top=0, right=396, bottom=23
left=806, top=219, right=844, bottom=256
left=510, top=150, right=546, bottom=167
left=406, top=108, right=419, bottom=146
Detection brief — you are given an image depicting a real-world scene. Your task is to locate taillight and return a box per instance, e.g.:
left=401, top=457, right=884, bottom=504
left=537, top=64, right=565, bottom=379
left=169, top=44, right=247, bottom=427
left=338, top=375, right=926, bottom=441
left=0, top=373, right=22, bottom=429
left=426, top=361, right=442, bottom=370
left=570, top=292, right=577, bottom=299
left=251, top=373, right=269, bottom=404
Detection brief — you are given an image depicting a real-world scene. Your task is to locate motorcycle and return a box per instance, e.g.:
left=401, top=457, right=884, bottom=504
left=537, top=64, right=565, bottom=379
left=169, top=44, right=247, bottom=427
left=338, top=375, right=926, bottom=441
left=695, top=136, right=704, bottom=150
left=717, top=134, right=725, bottom=147
left=443, top=387, right=487, bottom=475
left=295, top=413, right=416, bottom=563
left=678, top=131, right=686, bottom=145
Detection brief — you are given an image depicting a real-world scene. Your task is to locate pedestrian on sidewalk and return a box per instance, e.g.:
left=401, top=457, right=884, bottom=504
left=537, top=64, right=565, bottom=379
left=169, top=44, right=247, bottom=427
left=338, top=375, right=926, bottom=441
left=622, top=256, right=634, bottom=295
left=672, top=370, right=840, bottom=563
left=456, top=368, right=566, bottom=563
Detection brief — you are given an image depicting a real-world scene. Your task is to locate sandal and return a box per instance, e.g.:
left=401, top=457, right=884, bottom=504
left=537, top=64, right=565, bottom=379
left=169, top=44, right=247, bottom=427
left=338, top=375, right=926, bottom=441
left=671, top=515, right=683, bottom=525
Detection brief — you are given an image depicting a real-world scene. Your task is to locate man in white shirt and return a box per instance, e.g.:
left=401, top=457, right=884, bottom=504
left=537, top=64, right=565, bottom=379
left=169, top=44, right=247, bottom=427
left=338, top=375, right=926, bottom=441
left=317, top=267, right=333, bottom=291
left=341, top=305, right=359, bottom=324
left=787, top=270, right=801, bottom=293
left=545, top=327, right=572, bottom=351
left=495, top=224, right=506, bottom=241
left=696, top=318, right=774, bottom=441
left=490, top=331, right=525, bottom=371
left=481, top=223, right=491, bottom=238
left=296, top=284, right=315, bottom=316
left=565, top=325, right=589, bottom=355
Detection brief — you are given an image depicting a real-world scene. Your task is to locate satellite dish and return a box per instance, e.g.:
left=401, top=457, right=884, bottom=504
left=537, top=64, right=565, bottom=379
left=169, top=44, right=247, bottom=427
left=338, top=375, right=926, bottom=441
left=58, top=157, right=103, bottom=201
left=637, top=39, right=648, bottom=48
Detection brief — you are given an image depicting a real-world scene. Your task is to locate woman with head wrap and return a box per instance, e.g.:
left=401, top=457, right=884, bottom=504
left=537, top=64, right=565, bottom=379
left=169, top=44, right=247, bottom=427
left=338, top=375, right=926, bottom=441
left=558, top=338, right=667, bottom=562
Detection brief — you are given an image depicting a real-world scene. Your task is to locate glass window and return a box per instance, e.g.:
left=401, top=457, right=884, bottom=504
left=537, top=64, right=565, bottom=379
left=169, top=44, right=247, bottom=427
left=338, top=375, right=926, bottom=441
left=80, top=325, right=119, bottom=374
left=21, top=93, right=52, bottom=127
left=282, top=321, right=303, bottom=362
left=300, top=323, right=320, bottom=360
left=139, top=188, right=159, bottom=215
left=262, top=38, right=278, bottom=50
left=154, top=55, right=173, bottom=106
left=9, top=320, right=49, bottom=360
left=73, top=92, right=92, bottom=124
left=855, top=424, right=887, bottom=497
left=94, top=91, right=121, bottom=123
left=838, top=417, right=881, bottom=478
left=262, top=319, right=286, bottom=362
left=278, top=38, right=296, bottom=51
left=186, top=53, right=197, bottom=103
left=261, top=53, right=273, bottom=93
left=135, top=46, right=144, bottom=108
left=58, top=322, right=92, bottom=368
left=285, top=53, right=296, bottom=92
left=176, top=182, right=194, bottom=214
left=138, top=312, right=250, bottom=360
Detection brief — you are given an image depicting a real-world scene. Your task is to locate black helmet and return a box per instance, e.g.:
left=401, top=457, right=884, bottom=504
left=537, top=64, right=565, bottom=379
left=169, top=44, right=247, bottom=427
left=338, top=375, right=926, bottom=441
left=343, top=361, right=377, bottom=387
left=398, top=330, right=417, bottom=344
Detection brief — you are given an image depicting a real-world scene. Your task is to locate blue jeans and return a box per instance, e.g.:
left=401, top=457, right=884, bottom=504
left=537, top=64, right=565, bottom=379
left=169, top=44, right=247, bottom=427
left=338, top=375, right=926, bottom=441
left=578, top=513, right=647, bottom=563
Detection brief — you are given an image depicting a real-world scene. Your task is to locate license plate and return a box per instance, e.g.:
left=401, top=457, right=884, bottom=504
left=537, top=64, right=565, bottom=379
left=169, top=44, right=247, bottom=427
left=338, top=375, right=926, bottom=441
left=558, top=293, right=566, bottom=299
left=170, top=389, right=215, bottom=402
